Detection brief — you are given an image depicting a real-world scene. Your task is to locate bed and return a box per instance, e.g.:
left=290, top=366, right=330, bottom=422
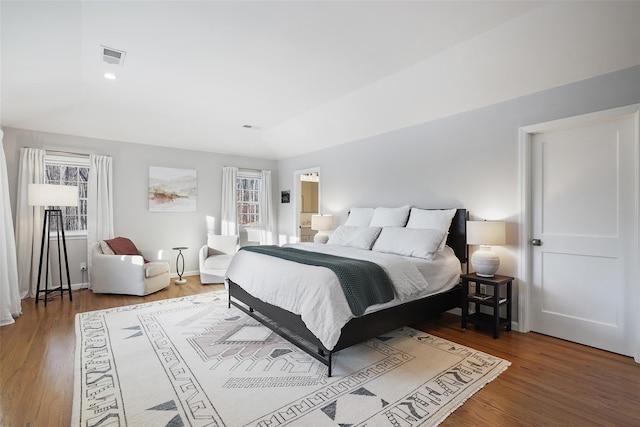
left=226, top=207, right=468, bottom=376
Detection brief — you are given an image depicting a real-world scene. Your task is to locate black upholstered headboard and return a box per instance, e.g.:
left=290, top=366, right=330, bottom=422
left=445, top=208, right=468, bottom=264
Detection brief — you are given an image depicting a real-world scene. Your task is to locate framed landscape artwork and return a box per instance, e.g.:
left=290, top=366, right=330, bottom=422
left=149, top=166, right=197, bottom=212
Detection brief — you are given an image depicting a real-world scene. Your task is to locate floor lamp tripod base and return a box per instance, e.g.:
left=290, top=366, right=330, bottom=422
left=36, top=209, right=73, bottom=306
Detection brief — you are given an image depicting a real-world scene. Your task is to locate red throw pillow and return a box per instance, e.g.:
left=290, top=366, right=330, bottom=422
left=104, top=237, right=140, bottom=256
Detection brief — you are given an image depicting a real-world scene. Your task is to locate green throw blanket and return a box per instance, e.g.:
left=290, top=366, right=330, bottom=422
left=239, top=246, right=394, bottom=316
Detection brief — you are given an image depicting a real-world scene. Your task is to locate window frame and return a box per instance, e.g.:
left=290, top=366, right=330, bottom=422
left=236, top=170, right=261, bottom=228
left=44, top=153, right=90, bottom=238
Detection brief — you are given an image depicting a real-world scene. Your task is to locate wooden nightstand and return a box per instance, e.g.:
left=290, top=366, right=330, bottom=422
left=461, top=273, right=513, bottom=339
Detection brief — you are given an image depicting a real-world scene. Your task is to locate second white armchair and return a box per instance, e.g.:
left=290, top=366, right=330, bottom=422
left=199, top=234, right=239, bottom=284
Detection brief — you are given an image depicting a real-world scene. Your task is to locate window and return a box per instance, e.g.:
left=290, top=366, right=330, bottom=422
left=45, top=154, right=89, bottom=234
left=236, top=171, right=261, bottom=227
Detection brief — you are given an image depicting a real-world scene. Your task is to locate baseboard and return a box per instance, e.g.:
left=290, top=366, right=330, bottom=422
left=448, top=307, right=462, bottom=316
left=448, top=307, right=520, bottom=332
left=70, top=271, right=200, bottom=288
left=69, top=271, right=201, bottom=291
left=72, top=282, right=90, bottom=291
left=170, top=270, right=199, bottom=278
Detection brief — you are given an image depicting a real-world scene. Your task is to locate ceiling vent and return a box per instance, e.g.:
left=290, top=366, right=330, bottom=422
left=100, top=46, right=126, bottom=66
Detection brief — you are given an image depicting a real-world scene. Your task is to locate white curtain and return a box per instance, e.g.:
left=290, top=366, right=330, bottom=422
left=259, top=170, right=276, bottom=245
left=87, top=154, right=114, bottom=279
left=15, top=147, right=46, bottom=298
left=221, top=166, right=238, bottom=236
left=0, top=130, right=22, bottom=325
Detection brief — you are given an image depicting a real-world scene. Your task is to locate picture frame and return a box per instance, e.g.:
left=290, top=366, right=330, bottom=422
left=149, top=166, right=197, bottom=212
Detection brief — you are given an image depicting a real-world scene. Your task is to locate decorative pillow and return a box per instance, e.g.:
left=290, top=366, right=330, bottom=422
left=369, top=205, right=411, bottom=227
left=103, top=237, right=141, bottom=256
left=372, top=227, right=445, bottom=260
left=99, top=240, right=115, bottom=255
left=327, top=226, right=382, bottom=250
left=344, top=207, right=375, bottom=227
left=406, top=208, right=457, bottom=250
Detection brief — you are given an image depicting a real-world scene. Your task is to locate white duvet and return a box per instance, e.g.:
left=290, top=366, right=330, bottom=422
left=225, top=243, right=461, bottom=350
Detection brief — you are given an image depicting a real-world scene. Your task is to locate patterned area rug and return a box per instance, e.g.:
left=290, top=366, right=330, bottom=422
left=72, top=291, right=510, bottom=426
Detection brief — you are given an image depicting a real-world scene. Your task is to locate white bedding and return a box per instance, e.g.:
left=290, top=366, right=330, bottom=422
left=225, top=243, right=461, bottom=350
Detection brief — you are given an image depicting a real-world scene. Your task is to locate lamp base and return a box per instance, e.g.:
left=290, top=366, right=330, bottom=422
left=313, top=232, right=329, bottom=244
left=471, top=246, right=500, bottom=278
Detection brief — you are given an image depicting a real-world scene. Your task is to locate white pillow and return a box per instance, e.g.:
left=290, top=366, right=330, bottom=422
left=372, top=227, right=445, bottom=260
left=344, top=207, right=375, bottom=226
left=327, top=226, right=382, bottom=250
left=406, top=208, right=457, bottom=250
left=406, top=208, right=457, bottom=230
left=369, top=205, right=411, bottom=227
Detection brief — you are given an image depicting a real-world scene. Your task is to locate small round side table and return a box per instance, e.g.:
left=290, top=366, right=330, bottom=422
left=172, top=247, right=188, bottom=285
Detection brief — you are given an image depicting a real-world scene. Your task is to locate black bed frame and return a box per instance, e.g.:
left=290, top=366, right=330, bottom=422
left=228, top=208, right=468, bottom=376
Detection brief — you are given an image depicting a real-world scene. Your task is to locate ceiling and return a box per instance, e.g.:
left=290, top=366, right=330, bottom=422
left=1, top=1, right=639, bottom=160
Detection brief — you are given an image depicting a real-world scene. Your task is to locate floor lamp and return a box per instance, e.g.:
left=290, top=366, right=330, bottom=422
left=29, top=183, right=78, bottom=306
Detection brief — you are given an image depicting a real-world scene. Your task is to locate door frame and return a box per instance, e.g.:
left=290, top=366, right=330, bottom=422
left=518, top=104, right=640, bottom=363
left=293, top=167, right=321, bottom=243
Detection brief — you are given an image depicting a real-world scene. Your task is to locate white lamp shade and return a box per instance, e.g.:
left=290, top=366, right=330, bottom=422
left=466, top=221, right=506, bottom=245
left=311, top=214, right=333, bottom=232
left=28, top=183, right=78, bottom=207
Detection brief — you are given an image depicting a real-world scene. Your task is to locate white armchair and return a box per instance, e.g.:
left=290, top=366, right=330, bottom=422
left=90, top=243, right=170, bottom=296
left=199, top=234, right=239, bottom=284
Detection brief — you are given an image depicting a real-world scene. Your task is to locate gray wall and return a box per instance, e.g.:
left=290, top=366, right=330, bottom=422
left=3, top=129, right=277, bottom=285
left=276, top=65, right=640, bottom=323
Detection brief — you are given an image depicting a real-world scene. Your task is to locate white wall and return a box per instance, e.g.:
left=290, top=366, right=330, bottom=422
left=276, top=65, right=640, bottom=323
left=3, top=129, right=277, bottom=286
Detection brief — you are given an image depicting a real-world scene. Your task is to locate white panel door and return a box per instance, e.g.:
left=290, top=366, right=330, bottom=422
left=531, top=114, right=635, bottom=356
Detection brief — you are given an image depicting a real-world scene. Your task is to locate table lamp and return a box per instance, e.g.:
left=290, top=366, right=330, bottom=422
left=466, top=220, right=506, bottom=277
left=311, top=214, right=333, bottom=244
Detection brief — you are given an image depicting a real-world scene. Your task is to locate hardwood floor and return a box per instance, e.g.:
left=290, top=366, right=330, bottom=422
left=1, top=277, right=638, bottom=426
left=414, top=318, right=640, bottom=427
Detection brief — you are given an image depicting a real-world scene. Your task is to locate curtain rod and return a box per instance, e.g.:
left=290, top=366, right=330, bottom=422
left=46, top=149, right=91, bottom=158
left=226, top=166, right=262, bottom=173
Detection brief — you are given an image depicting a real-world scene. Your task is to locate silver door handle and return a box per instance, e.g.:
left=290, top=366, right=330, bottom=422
left=532, top=239, right=542, bottom=246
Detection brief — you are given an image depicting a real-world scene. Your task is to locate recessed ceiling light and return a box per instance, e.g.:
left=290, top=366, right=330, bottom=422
left=104, top=72, right=116, bottom=80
